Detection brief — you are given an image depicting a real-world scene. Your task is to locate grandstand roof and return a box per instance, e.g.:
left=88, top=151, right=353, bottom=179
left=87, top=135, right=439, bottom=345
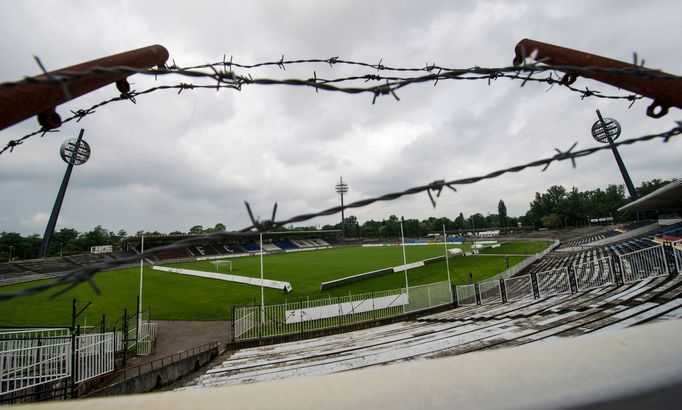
left=618, top=179, right=682, bottom=212
left=121, top=230, right=341, bottom=243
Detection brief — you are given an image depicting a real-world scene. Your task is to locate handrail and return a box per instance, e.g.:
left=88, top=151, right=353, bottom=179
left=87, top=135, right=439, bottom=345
left=114, top=340, right=221, bottom=381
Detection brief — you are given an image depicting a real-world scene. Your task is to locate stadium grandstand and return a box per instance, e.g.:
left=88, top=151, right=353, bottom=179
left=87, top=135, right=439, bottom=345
left=2, top=183, right=681, bottom=407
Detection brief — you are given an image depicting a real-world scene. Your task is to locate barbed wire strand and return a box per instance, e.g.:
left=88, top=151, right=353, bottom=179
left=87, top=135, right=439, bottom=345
left=1, top=120, right=680, bottom=302
left=1, top=58, right=656, bottom=156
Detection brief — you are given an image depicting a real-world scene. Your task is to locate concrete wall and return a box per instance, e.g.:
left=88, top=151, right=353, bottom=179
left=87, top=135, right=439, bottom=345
left=84, top=347, right=219, bottom=397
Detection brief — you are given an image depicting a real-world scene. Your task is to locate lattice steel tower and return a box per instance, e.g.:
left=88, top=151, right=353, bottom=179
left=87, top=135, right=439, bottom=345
left=335, top=177, right=349, bottom=236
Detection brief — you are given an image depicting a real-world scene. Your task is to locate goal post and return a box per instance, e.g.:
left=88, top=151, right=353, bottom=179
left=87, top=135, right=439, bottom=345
left=210, top=260, right=233, bottom=272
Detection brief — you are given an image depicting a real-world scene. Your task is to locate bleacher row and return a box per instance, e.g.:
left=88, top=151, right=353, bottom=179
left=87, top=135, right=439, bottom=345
left=556, top=229, right=620, bottom=249
left=180, top=270, right=682, bottom=390
left=0, top=253, right=117, bottom=284
left=524, top=222, right=681, bottom=276
left=153, top=239, right=332, bottom=261
left=0, top=239, right=335, bottom=284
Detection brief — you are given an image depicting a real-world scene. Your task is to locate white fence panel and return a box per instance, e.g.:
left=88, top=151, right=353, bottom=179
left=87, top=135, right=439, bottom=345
left=504, top=275, right=534, bottom=301
left=75, top=333, right=115, bottom=383
left=404, top=281, right=453, bottom=313
left=619, top=245, right=668, bottom=283
left=136, top=323, right=157, bottom=356
left=478, top=280, right=502, bottom=304
left=456, top=284, right=477, bottom=306
left=0, top=335, right=71, bottom=395
left=574, top=257, right=614, bottom=291
left=536, top=267, right=571, bottom=297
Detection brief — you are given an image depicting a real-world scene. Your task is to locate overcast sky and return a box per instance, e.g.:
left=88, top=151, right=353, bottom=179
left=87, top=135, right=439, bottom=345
left=1, top=0, right=681, bottom=236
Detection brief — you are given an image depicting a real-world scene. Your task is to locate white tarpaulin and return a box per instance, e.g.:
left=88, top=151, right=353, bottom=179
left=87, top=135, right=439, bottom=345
left=153, top=266, right=292, bottom=292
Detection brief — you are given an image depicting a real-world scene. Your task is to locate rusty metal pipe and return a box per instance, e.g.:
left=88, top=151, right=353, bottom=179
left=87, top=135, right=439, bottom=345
left=513, top=38, right=681, bottom=118
left=0, top=44, right=169, bottom=131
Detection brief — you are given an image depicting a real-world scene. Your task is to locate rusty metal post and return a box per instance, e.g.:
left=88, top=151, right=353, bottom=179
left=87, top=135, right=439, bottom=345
left=513, top=38, right=682, bottom=118
left=0, top=44, right=169, bottom=131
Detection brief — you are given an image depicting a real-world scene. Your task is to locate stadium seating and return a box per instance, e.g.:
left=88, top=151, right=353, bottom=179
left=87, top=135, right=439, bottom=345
left=241, top=243, right=261, bottom=252
left=274, top=241, right=298, bottom=250
left=181, top=273, right=682, bottom=389
left=65, top=253, right=114, bottom=266
left=13, top=258, right=79, bottom=274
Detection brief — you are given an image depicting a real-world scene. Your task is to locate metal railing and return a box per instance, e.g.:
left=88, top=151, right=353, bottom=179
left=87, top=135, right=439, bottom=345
left=619, top=245, right=668, bottom=283
left=114, top=341, right=220, bottom=382
left=136, top=323, right=157, bottom=356
left=75, top=333, right=115, bottom=383
left=574, top=256, right=614, bottom=291
left=504, top=274, right=534, bottom=301
left=536, top=267, right=571, bottom=297
left=671, top=240, right=681, bottom=274
left=234, top=281, right=452, bottom=341
left=478, top=280, right=502, bottom=304
left=455, top=284, right=477, bottom=306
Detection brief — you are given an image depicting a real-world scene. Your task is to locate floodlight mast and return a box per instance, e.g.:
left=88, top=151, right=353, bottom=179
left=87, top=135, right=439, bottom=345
left=39, top=128, right=90, bottom=258
left=592, top=110, right=639, bottom=201
left=335, top=177, right=349, bottom=236
left=591, top=110, right=640, bottom=220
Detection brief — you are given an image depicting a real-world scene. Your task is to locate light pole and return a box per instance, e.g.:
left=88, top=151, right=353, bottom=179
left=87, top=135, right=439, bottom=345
left=39, top=129, right=90, bottom=258
left=335, top=177, right=349, bottom=236
left=8, top=246, right=14, bottom=263
left=591, top=110, right=639, bottom=219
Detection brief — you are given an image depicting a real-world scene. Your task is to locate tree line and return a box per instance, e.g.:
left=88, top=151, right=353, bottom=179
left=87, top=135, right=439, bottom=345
left=0, top=178, right=674, bottom=261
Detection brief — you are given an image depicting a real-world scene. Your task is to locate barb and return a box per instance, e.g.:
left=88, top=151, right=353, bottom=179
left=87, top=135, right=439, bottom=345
left=2, top=57, right=660, bottom=157
left=1, top=121, right=680, bottom=302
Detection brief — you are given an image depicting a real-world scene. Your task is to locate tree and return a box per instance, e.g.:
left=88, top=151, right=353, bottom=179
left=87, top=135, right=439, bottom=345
left=541, top=213, right=562, bottom=229
left=454, top=213, right=466, bottom=230
left=498, top=200, right=507, bottom=227
left=189, top=225, right=204, bottom=235
left=343, top=216, right=360, bottom=237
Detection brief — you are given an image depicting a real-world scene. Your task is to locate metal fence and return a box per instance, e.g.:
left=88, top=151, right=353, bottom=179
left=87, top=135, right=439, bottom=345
left=573, top=256, right=614, bottom=291
left=455, top=284, right=477, bottom=306
left=619, top=245, right=668, bottom=283
left=0, top=330, right=71, bottom=396
left=1, top=328, right=117, bottom=399
left=136, top=323, right=157, bottom=356
left=536, top=267, right=571, bottom=297
left=478, top=280, right=502, bottom=304
left=672, top=240, right=681, bottom=273
left=234, top=281, right=452, bottom=341
left=74, top=333, right=115, bottom=383
left=504, top=274, right=534, bottom=301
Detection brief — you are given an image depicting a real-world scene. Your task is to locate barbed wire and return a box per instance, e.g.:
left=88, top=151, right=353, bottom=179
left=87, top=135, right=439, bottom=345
left=1, top=57, right=658, bottom=157
left=1, top=120, right=680, bottom=302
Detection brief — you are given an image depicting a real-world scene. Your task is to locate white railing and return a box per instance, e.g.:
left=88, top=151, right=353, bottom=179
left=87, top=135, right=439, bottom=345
left=136, top=323, right=157, bottom=356
left=536, top=267, right=571, bottom=297
left=1, top=329, right=118, bottom=397
left=234, top=281, right=453, bottom=341
left=672, top=240, right=681, bottom=273
left=574, top=256, right=614, bottom=291
left=455, top=284, right=477, bottom=306
left=478, top=280, right=502, bottom=304
left=504, top=274, right=534, bottom=301
left=619, top=245, right=668, bottom=283
left=0, top=335, right=71, bottom=395
left=75, top=333, right=115, bottom=383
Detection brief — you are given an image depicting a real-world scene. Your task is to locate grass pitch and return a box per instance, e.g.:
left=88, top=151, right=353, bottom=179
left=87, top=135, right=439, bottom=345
left=0, top=242, right=547, bottom=326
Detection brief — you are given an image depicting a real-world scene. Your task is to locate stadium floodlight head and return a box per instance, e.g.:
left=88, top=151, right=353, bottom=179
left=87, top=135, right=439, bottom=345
left=591, top=116, right=621, bottom=144
left=335, top=177, right=349, bottom=195
left=335, top=177, right=349, bottom=236
left=60, top=138, right=91, bottom=165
